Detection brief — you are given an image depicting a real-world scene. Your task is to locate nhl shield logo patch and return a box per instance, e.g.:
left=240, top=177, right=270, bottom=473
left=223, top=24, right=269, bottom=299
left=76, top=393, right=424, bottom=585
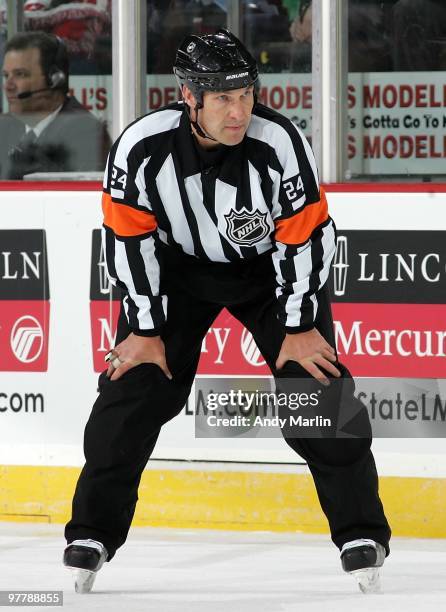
left=225, top=208, right=270, bottom=246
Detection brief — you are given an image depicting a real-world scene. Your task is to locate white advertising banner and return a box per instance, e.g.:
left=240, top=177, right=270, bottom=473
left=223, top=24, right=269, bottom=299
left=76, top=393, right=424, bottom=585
left=348, top=72, right=446, bottom=175
left=53, top=71, right=446, bottom=177
left=1, top=188, right=446, bottom=475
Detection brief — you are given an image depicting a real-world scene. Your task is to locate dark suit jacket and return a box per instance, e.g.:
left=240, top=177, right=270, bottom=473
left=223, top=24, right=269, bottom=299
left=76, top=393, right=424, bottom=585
left=0, top=96, right=112, bottom=179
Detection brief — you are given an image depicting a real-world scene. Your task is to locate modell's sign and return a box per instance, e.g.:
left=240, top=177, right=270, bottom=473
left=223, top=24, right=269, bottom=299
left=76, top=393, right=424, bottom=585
left=0, top=230, right=49, bottom=371
left=90, top=230, right=120, bottom=372
left=331, top=231, right=446, bottom=302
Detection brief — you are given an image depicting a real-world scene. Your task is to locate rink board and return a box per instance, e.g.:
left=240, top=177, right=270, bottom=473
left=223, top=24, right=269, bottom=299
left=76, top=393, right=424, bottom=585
left=0, top=464, right=445, bottom=539
left=0, top=185, right=446, bottom=535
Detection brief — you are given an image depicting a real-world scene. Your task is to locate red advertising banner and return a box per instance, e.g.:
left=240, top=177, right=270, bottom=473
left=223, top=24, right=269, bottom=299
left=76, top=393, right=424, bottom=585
left=199, top=309, right=269, bottom=375
left=197, top=305, right=446, bottom=378
left=90, top=303, right=445, bottom=377
left=0, top=302, right=50, bottom=371
left=90, top=304, right=270, bottom=375
left=333, top=303, right=446, bottom=377
left=90, top=300, right=120, bottom=373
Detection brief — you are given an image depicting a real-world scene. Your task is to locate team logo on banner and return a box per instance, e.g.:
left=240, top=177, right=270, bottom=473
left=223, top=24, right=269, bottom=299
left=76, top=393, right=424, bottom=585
left=98, top=238, right=111, bottom=295
left=333, top=236, right=349, bottom=297
left=10, top=315, right=44, bottom=363
left=225, top=208, right=270, bottom=246
left=240, top=328, right=266, bottom=367
left=0, top=230, right=49, bottom=371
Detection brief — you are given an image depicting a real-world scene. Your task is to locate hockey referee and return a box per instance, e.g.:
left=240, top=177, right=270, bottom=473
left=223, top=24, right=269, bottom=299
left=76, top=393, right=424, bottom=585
left=63, top=29, right=391, bottom=594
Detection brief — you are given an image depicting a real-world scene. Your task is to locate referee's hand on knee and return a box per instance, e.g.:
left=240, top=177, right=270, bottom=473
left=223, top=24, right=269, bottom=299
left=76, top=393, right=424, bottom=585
left=106, top=333, right=173, bottom=381
left=276, top=328, right=341, bottom=386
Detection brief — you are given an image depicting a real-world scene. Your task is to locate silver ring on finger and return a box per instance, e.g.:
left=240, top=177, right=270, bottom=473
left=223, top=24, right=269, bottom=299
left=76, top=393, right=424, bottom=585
left=111, top=356, right=123, bottom=369
left=105, top=349, right=118, bottom=363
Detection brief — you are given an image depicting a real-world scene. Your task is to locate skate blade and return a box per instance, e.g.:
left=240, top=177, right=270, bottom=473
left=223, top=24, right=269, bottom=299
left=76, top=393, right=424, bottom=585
left=68, top=568, right=97, bottom=594
left=351, top=568, right=381, bottom=594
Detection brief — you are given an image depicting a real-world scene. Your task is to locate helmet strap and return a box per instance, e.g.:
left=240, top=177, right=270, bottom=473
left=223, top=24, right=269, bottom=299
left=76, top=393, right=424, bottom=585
left=185, top=100, right=218, bottom=142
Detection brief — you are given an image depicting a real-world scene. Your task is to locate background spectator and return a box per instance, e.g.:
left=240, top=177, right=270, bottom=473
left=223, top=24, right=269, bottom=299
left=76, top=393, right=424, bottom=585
left=392, top=0, right=446, bottom=71
left=288, top=0, right=311, bottom=72
left=24, top=0, right=111, bottom=74
left=287, top=0, right=392, bottom=72
left=0, top=31, right=111, bottom=179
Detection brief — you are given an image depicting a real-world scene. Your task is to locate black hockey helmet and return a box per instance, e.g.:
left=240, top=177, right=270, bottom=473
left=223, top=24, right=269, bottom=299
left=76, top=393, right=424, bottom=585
left=173, top=28, right=259, bottom=105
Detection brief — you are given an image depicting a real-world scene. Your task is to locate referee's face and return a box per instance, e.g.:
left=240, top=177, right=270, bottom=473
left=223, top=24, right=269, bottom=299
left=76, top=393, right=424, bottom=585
left=187, top=86, right=254, bottom=147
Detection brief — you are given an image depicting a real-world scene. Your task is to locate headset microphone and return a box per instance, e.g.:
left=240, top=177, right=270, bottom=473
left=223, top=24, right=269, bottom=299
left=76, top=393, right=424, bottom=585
left=17, top=87, right=53, bottom=100
left=16, top=68, right=66, bottom=100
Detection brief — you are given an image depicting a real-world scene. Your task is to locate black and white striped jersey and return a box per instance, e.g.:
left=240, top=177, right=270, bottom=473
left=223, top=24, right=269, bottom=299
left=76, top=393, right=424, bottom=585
left=102, top=102, right=336, bottom=336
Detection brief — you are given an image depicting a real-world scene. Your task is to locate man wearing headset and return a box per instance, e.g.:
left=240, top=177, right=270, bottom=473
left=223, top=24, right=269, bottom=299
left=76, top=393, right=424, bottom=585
left=0, top=31, right=110, bottom=179
left=63, top=29, right=390, bottom=595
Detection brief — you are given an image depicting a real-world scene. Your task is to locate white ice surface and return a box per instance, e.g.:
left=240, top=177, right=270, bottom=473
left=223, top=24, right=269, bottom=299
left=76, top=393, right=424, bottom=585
left=0, top=522, right=445, bottom=612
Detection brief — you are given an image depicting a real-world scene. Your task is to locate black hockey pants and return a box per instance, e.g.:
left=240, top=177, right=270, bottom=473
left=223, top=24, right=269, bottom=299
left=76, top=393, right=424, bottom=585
left=65, top=247, right=391, bottom=560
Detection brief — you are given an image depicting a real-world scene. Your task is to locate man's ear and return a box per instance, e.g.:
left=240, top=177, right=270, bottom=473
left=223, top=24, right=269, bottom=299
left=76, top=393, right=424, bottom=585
left=182, top=85, right=197, bottom=109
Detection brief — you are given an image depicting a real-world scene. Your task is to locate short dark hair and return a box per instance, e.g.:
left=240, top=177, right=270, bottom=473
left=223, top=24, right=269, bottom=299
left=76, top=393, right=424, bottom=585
left=5, top=31, right=69, bottom=93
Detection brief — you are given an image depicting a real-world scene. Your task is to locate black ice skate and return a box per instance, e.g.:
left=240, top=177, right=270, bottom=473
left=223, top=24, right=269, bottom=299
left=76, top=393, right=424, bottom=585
left=340, top=539, right=386, bottom=594
left=63, top=539, right=108, bottom=594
